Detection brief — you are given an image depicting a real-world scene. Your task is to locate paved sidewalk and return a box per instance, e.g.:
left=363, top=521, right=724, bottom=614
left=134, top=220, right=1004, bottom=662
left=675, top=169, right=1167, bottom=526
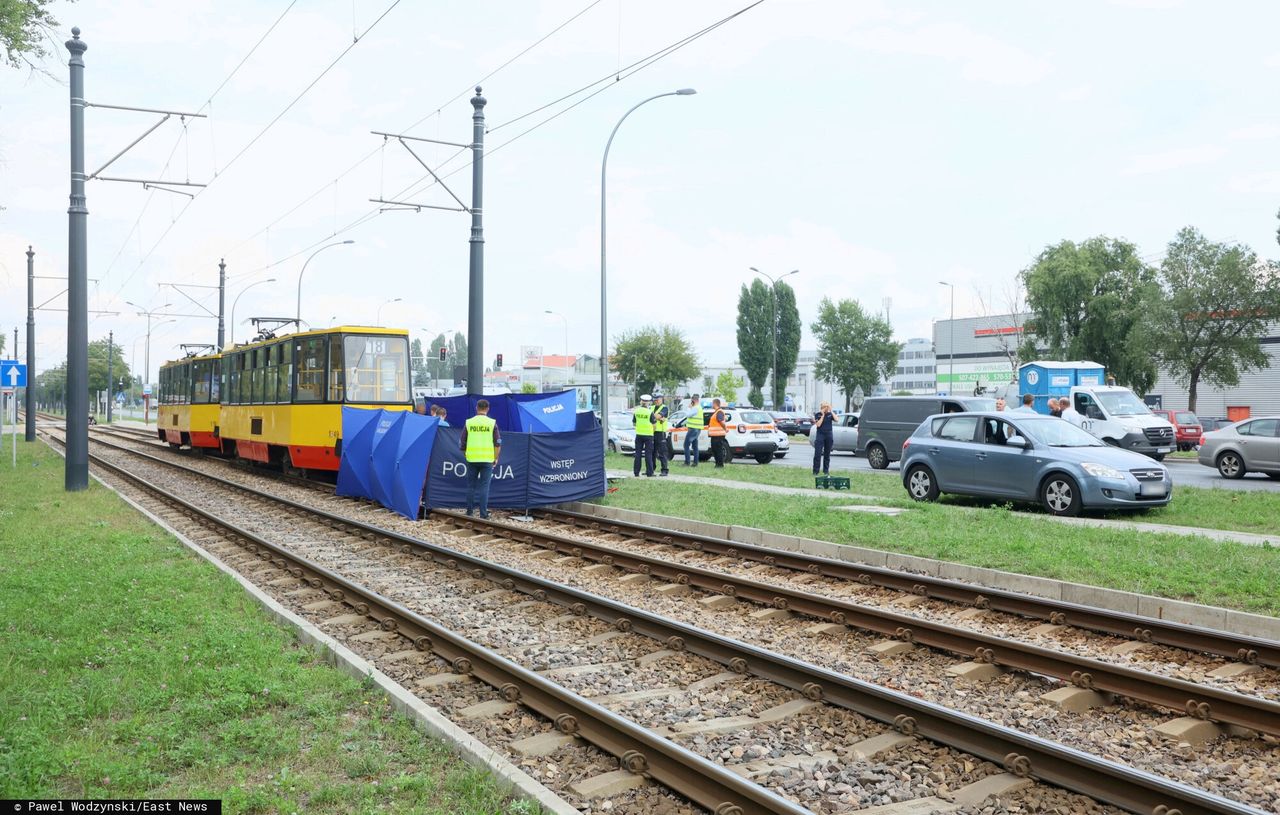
left=606, top=469, right=1279, bottom=547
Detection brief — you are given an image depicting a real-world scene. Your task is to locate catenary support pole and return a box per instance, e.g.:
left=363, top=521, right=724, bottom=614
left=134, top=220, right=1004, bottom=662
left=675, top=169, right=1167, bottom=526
left=217, top=258, right=226, bottom=350
left=467, top=88, right=486, bottom=395
left=65, top=27, right=89, bottom=491
left=106, top=329, right=113, bottom=423
left=25, top=247, right=35, bottom=441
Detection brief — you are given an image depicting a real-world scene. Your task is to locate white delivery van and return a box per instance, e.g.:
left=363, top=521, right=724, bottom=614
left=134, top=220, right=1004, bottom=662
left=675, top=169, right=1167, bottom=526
left=1063, top=385, right=1176, bottom=460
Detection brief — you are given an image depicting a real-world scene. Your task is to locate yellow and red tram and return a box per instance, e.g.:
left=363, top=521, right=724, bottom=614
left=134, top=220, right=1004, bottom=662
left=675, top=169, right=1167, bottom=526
left=157, top=326, right=413, bottom=472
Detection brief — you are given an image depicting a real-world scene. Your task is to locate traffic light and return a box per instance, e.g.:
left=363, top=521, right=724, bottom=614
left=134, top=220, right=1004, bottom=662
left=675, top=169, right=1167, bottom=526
left=496, top=353, right=503, bottom=368
left=439, top=347, right=447, bottom=361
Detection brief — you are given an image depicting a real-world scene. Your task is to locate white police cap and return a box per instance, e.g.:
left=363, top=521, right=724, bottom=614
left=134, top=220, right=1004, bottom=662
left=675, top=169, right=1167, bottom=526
left=640, top=393, right=652, bottom=401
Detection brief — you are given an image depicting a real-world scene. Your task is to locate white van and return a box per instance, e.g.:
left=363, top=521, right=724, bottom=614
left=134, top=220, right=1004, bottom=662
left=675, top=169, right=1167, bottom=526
left=1063, top=385, right=1175, bottom=460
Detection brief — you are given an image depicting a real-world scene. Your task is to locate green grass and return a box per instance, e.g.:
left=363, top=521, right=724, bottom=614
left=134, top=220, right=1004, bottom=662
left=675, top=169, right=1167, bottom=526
left=0, top=441, right=531, bottom=814
left=593, top=479, right=1280, bottom=616
left=607, top=450, right=1280, bottom=538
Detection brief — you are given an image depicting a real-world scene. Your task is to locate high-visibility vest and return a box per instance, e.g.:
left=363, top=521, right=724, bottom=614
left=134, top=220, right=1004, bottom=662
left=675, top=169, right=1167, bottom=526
left=633, top=406, right=654, bottom=436
left=653, top=406, right=668, bottom=433
left=464, top=415, right=497, bottom=462
left=707, top=409, right=728, bottom=437
left=685, top=406, right=705, bottom=429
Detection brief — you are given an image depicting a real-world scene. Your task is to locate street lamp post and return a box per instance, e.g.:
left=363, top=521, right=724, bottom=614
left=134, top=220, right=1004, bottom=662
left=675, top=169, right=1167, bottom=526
left=600, top=88, right=696, bottom=445
left=545, top=309, right=568, bottom=386
left=295, top=240, right=354, bottom=327
left=229, top=278, right=276, bottom=347
left=127, top=300, right=174, bottom=425
left=376, top=297, right=402, bottom=327
left=750, top=267, right=799, bottom=409
left=938, top=281, right=954, bottom=395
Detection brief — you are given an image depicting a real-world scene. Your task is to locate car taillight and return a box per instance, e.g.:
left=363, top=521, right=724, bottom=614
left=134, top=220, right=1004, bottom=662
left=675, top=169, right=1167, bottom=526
left=902, top=439, right=911, bottom=451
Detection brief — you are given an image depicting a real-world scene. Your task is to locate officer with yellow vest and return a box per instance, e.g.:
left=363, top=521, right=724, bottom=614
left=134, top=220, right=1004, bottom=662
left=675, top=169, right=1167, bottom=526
left=651, top=393, right=671, bottom=477
left=682, top=393, right=704, bottom=467
left=461, top=398, right=501, bottom=518
left=631, top=394, right=656, bottom=477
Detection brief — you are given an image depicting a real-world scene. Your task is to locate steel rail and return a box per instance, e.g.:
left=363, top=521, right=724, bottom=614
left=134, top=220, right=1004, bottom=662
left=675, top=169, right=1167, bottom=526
left=44, top=432, right=810, bottom=815
left=435, top=514, right=1280, bottom=738
left=540, top=508, right=1280, bottom=669
left=60, top=432, right=1269, bottom=815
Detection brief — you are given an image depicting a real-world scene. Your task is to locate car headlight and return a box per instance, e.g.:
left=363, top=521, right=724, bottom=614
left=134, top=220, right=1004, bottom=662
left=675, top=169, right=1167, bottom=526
left=1081, top=462, right=1126, bottom=480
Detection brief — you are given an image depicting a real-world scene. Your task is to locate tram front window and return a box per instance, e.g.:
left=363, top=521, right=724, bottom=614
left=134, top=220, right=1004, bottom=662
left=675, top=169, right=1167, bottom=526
left=343, top=335, right=410, bottom=404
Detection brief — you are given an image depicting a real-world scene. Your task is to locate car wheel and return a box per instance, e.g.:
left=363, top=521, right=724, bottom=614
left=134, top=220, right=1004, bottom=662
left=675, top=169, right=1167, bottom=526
left=754, top=453, right=772, bottom=464
left=905, top=465, right=939, bottom=502
left=1040, top=473, right=1082, bottom=517
left=1216, top=451, right=1246, bottom=479
left=608, top=440, right=617, bottom=453
left=866, top=443, right=889, bottom=470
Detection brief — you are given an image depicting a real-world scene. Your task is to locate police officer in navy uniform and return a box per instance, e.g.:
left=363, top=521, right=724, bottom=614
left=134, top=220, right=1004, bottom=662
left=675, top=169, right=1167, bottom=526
left=651, top=392, right=670, bottom=477
left=632, top=394, right=656, bottom=477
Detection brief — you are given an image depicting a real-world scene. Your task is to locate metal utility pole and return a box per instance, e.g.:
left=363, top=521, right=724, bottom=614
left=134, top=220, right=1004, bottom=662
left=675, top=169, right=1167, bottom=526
left=939, top=281, right=955, bottom=394
left=467, top=87, right=486, bottom=394
left=217, top=259, right=226, bottom=350
left=106, top=330, right=113, bottom=423
left=25, top=247, right=35, bottom=441
left=65, top=27, right=89, bottom=491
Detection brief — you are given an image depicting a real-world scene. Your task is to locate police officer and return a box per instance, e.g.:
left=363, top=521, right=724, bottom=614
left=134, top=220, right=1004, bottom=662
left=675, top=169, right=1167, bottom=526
left=460, top=398, right=501, bottom=518
left=632, top=394, right=656, bottom=477
left=651, top=393, right=670, bottom=477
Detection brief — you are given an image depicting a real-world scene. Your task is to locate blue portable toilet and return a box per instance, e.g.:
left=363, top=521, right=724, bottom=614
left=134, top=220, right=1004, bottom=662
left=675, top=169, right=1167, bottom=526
left=1018, top=361, right=1106, bottom=414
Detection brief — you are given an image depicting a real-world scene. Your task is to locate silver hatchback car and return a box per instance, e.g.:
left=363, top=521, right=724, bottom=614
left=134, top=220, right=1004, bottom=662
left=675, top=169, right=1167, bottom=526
left=1197, top=416, right=1280, bottom=480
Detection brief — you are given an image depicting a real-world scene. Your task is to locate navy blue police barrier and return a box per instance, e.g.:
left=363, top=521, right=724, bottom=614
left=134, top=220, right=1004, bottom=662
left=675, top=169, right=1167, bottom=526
left=337, top=402, right=605, bottom=517
left=336, top=407, right=440, bottom=519
left=515, top=391, right=577, bottom=432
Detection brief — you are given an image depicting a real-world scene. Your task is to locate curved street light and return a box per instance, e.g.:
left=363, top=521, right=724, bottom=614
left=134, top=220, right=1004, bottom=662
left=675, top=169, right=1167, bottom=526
left=600, top=88, right=696, bottom=448
left=750, top=267, right=799, bottom=408
left=376, top=297, right=402, bottom=327
left=229, top=278, right=277, bottom=347
left=296, top=240, right=355, bottom=326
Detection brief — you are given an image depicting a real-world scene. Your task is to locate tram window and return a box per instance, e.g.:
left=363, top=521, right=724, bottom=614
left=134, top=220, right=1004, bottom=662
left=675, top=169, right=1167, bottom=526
left=159, top=368, right=166, bottom=405
left=329, top=337, right=345, bottom=402
left=193, top=360, right=212, bottom=404
left=278, top=344, right=292, bottom=403
left=343, top=335, right=409, bottom=403
left=211, top=358, right=221, bottom=403
left=229, top=354, right=241, bottom=404
left=263, top=345, right=278, bottom=405
left=250, top=348, right=264, bottom=404
left=295, top=337, right=326, bottom=403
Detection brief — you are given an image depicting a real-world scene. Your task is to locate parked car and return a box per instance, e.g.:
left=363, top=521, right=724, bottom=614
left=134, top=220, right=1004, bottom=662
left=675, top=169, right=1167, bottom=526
left=770, top=411, right=813, bottom=436
left=1196, top=417, right=1234, bottom=445
left=1150, top=409, right=1202, bottom=451
left=900, top=411, right=1172, bottom=516
left=668, top=408, right=790, bottom=463
left=607, top=411, right=636, bottom=454
left=1196, top=416, right=1280, bottom=480
left=808, top=411, right=860, bottom=452
left=857, top=396, right=995, bottom=469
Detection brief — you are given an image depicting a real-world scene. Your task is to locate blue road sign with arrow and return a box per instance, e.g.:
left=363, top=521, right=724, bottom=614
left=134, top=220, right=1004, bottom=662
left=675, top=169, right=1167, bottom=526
left=1, top=360, right=27, bottom=389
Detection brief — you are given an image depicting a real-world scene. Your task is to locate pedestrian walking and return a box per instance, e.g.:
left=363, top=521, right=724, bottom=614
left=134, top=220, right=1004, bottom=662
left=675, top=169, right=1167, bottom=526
left=461, top=399, right=500, bottom=519
left=651, top=393, right=670, bottom=476
left=707, top=397, right=730, bottom=468
left=632, top=394, right=656, bottom=477
left=682, top=393, right=704, bottom=466
left=812, top=400, right=835, bottom=475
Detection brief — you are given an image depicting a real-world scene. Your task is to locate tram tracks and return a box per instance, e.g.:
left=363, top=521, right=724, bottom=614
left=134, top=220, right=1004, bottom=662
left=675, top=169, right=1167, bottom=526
left=43, top=428, right=1275, bottom=815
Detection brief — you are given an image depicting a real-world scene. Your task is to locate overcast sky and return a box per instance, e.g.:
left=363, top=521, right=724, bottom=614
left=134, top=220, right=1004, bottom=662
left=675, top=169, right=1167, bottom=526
left=2, top=0, right=1278, bottom=380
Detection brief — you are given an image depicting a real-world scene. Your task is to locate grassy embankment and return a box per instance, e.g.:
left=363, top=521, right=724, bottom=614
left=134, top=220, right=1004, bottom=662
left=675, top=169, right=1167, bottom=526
left=598, top=456, right=1280, bottom=615
left=605, top=450, right=1280, bottom=538
left=0, top=441, right=531, bottom=814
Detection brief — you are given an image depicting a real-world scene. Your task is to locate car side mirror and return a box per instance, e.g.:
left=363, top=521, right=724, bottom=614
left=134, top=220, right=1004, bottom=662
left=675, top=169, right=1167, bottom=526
left=1007, top=436, right=1030, bottom=449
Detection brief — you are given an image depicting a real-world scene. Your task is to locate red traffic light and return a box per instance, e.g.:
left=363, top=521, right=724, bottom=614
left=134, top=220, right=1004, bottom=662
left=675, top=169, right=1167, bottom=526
left=496, top=353, right=504, bottom=368
left=438, top=347, right=447, bottom=361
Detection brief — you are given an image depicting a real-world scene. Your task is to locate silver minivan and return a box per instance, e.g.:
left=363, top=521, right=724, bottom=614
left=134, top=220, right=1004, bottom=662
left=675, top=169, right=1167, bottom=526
left=857, top=395, right=996, bottom=469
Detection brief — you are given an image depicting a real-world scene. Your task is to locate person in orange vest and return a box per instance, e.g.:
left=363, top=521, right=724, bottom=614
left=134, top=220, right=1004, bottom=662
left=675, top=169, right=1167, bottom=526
left=707, top=397, right=730, bottom=468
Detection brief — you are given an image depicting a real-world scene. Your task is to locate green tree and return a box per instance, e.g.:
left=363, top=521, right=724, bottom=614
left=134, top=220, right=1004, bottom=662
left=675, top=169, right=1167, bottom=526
left=735, top=280, right=772, bottom=407
left=1020, top=236, right=1159, bottom=393
left=0, top=331, right=4, bottom=356
left=611, top=324, right=699, bottom=399
left=773, top=280, right=801, bottom=409
left=410, top=338, right=429, bottom=387
left=88, top=337, right=132, bottom=401
left=447, top=332, right=467, bottom=385
left=1145, top=227, right=1280, bottom=412
left=714, top=370, right=745, bottom=403
left=1, top=0, right=65, bottom=70
left=520, top=381, right=538, bottom=394
left=809, top=298, right=899, bottom=412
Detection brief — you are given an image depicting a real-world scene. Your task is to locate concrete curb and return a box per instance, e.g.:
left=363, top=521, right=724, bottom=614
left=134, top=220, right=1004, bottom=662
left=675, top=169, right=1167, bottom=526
left=56, top=441, right=576, bottom=815
left=561, top=501, right=1280, bottom=641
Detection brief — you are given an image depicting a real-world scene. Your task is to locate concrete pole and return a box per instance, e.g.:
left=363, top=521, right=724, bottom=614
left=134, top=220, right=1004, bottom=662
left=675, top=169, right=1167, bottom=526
left=467, top=87, right=486, bottom=395
left=106, top=330, right=113, bottom=423
left=65, top=27, right=89, bottom=491
left=217, top=258, right=226, bottom=350
left=25, top=247, right=35, bottom=441
left=144, top=315, right=152, bottom=426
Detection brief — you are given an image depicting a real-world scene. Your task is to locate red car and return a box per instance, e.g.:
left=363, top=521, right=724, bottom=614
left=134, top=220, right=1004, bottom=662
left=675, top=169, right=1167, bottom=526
left=1150, top=409, right=1202, bottom=451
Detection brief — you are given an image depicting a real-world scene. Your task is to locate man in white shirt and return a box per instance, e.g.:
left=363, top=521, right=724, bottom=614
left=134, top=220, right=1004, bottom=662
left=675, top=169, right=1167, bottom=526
left=1014, top=393, right=1037, bottom=413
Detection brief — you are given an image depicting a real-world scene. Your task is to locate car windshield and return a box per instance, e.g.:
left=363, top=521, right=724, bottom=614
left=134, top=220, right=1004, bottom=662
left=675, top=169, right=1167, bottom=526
left=740, top=410, right=773, bottom=423
left=964, top=398, right=997, bottom=411
left=1020, top=418, right=1105, bottom=447
left=1175, top=412, right=1197, bottom=424
left=1096, top=391, right=1151, bottom=417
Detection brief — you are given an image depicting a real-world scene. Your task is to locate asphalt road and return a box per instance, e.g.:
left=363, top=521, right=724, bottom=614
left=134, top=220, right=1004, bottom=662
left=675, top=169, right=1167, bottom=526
left=773, top=438, right=1280, bottom=493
